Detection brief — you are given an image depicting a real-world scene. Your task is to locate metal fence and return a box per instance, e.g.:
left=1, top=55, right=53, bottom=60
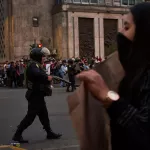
left=56, top=0, right=144, bottom=6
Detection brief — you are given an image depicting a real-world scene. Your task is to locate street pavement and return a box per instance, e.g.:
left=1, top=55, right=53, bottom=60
left=0, top=88, right=79, bottom=150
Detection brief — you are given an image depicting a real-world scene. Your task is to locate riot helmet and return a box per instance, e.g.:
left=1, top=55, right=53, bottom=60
left=30, top=47, right=50, bottom=63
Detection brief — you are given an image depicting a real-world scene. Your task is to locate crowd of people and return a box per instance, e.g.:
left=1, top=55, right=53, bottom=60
left=0, top=56, right=102, bottom=88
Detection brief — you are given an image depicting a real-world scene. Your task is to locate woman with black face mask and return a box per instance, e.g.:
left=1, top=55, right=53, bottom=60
left=76, top=2, right=150, bottom=150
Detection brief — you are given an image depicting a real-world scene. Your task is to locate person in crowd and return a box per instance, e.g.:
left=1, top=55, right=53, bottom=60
left=0, top=65, right=4, bottom=78
left=16, top=61, right=20, bottom=86
left=59, top=60, right=67, bottom=87
left=90, top=57, right=96, bottom=68
left=3, top=61, right=8, bottom=86
left=0, top=65, right=4, bottom=86
left=79, top=59, right=84, bottom=71
left=19, top=60, right=25, bottom=87
left=50, top=59, right=56, bottom=75
left=54, top=61, right=61, bottom=77
left=66, top=59, right=76, bottom=92
left=6, top=62, right=11, bottom=87
left=46, top=60, right=51, bottom=76
left=83, top=61, right=90, bottom=70
left=12, top=47, right=61, bottom=143
left=77, top=2, right=150, bottom=150
left=0, top=55, right=100, bottom=87
left=74, top=58, right=81, bottom=74
left=9, top=62, right=17, bottom=88
left=95, top=56, right=100, bottom=64
left=45, top=60, right=54, bottom=88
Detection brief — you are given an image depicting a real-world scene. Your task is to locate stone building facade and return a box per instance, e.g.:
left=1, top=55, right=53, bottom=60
left=0, top=0, right=54, bottom=62
left=0, top=0, right=144, bottom=61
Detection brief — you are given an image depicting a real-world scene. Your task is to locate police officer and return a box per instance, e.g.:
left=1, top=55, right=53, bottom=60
left=66, top=59, right=76, bottom=92
left=12, top=47, right=62, bottom=143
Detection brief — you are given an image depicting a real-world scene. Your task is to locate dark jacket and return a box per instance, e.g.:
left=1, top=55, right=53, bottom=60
left=108, top=69, right=150, bottom=150
left=26, top=62, right=49, bottom=91
left=68, top=64, right=76, bottom=76
left=9, top=66, right=17, bottom=78
left=0, top=69, right=4, bottom=77
left=25, top=61, right=50, bottom=103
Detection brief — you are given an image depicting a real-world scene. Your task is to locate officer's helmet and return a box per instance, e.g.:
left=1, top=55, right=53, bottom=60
left=30, top=47, right=50, bottom=63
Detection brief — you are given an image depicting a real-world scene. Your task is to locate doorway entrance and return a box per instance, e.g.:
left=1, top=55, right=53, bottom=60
left=79, top=18, right=95, bottom=58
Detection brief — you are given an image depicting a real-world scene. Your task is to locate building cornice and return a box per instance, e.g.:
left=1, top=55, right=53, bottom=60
left=52, top=4, right=130, bottom=15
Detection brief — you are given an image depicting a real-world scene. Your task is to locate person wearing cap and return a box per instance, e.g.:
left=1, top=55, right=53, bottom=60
left=12, top=47, right=62, bottom=143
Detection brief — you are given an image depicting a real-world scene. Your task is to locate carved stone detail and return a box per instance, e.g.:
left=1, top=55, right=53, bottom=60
left=104, top=19, right=118, bottom=57
left=79, top=18, right=95, bottom=58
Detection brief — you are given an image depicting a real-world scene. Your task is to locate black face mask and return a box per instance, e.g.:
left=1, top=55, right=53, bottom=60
left=117, top=32, right=133, bottom=71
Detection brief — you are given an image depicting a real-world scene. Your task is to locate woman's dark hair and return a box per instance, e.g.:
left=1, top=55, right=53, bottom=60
left=120, top=2, right=150, bottom=90
left=130, top=2, right=150, bottom=68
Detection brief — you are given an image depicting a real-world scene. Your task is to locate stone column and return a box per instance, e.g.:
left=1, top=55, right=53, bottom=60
left=74, top=16, right=79, bottom=58
left=118, top=18, right=123, bottom=31
left=67, top=12, right=74, bottom=58
left=94, top=17, right=100, bottom=57
left=99, top=18, right=105, bottom=60
left=4, top=0, right=13, bottom=61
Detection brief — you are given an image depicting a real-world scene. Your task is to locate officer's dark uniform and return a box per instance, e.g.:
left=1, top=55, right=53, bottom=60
left=12, top=48, right=61, bottom=143
left=66, top=59, right=76, bottom=92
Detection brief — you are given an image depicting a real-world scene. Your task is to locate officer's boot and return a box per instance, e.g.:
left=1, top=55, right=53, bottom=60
left=12, top=127, right=28, bottom=143
left=71, top=85, right=75, bottom=92
left=66, top=84, right=70, bottom=92
left=45, top=128, right=62, bottom=139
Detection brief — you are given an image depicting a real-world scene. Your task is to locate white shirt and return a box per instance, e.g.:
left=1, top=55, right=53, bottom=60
left=3, top=64, right=7, bottom=72
left=46, top=64, right=51, bottom=75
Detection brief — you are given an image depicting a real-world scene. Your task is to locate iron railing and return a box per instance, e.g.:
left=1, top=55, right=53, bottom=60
left=56, top=0, right=144, bottom=6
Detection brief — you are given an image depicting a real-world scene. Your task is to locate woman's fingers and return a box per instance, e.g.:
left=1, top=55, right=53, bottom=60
left=76, top=70, right=98, bottom=83
left=76, top=70, right=110, bottom=101
left=77, top=70, right=92, bottom=79
left=76, top=72, right=89, bottom=81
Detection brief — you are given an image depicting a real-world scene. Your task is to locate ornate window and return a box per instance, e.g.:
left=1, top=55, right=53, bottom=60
left=82, top=0, right=89, bottom=3
left=91, top=0, right=98, bottom=3
left=122, top=0, right=143, bottom=5
left=79, top=18, right=95, bottom=58
left=62, top=0, right=144, bottom=5
left=104, top=19, right=118, bottom=56
left=73, top=0, right=81, bottom=2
